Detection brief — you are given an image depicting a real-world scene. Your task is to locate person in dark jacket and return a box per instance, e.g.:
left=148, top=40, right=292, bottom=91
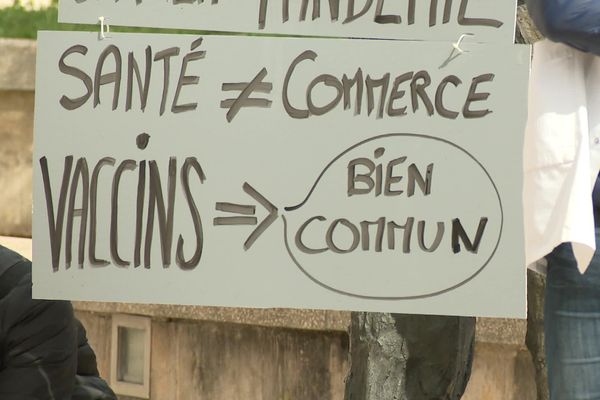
left=526, top=0, right=600, bottom=399
left=0, top=245, right=116, bottom=400
left=527, top=0, right=600, bottom=55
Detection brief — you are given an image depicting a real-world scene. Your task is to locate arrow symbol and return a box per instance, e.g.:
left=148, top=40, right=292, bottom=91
left=214, top=182, right=278, bottom=250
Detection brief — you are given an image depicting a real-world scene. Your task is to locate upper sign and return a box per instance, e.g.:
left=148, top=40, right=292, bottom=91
left=33, top=31, right=529, bottom=317
left=59, top=0, right=517, bottom=43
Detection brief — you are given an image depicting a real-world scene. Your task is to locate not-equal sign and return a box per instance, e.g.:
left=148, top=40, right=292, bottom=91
left=220, top=68, right=273, bottom=122
left=213, top=203, right=257, bottom=226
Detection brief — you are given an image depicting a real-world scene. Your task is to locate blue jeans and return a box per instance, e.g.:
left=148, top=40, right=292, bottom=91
left=545, top=232, right=600, bottom=400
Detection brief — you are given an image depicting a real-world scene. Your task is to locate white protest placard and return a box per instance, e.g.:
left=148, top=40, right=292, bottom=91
left=59, top=0, right=517, bottom=43
left=33, top=31, right=529, bottom=317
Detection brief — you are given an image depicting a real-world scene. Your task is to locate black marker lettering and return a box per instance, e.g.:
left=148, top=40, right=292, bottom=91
left=65, top=158, right=89, bottom=269
left=342, top=69, right=364, bottom=115
left=375, top=0, right=401, bottom=24
left=126, top=46, right=152, bottom=112
left=329, top=0, right=340, bottom=20
left=282, top=0, right=290, bottom=22
left=360, top=218, right=385, bottom=251
left=258, top=0, right=268, bottom=29
left=89, top=157, right=115, bottom=267
left=458, top=0, right=502, bottom=28
left=410, top=70, right=434, bottom=116
left=435, top=75, right=461, bottom=119
left=407, top=163, right=433, bottom=196
left=463, top=73, right=494, bottom=119
left=452, top=217, right=488, bottom=253
left=145, top=158, right=177, bottom=268
left=59, top=45, right=93, bottom=110
left=366, top=73, right=390, bottom=119
left=134, top=160, right=146, bottom=268
left=429, top=0, right=438, bottom=26
left=326, top=218, right=360, bottom=254
left=384, top=156, right=407, bottom=196
left=94, top=45, right=122, bottom=111
left=348, top=157, right=375, bottom=196
left=344, top=0, right=373, bottom=23
left=407, top=0, right=415, bottom=24
left=387, top=71, right=412, bottom=117
left=307, top=74, right=343, bottom=116
left=443, top=0, right=453, bottom=23
left=176, top=157, right=205, bottom=270
left=111, top=160, right=136, bottom=267
left=283, top=50, right=315, bottom=119
left=40, top=156, right=73, bottom=272
left=417, top=220, right=444, bottom=252
left=387, top=217, right=414, bottom=253
left=153, top=47, right=181, bottom=116
left=374, top=147, right=384, bottom=196
left=172, top=38, right=205, bottom=114
left=296, top=216, right=328, bottom=254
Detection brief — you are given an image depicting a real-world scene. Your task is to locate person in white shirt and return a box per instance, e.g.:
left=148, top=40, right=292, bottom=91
left=525, top=0, right=600, bottom=398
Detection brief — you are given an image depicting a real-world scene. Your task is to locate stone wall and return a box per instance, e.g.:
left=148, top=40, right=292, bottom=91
left=75, top=308, right=350, bottom=400
left=73, top=300, right=534, bottom=400
left=0, top=39, right=35, bottom=238
left=463, top=318, right=536, bottom=400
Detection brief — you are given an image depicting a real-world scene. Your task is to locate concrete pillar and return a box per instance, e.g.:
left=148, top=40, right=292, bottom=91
left=526, top=269, right=548, bottom=400
left=345, top=313, right=475, bottom=400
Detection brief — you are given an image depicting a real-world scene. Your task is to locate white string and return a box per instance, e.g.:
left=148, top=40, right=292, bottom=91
left=453, top=33, right=474, bottom=54
left=98, top=16, right=110, bottom=40
left=439, top=33, right=474, bottom=69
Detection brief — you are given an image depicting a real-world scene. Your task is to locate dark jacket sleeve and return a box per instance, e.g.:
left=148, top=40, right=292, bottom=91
left=527, top=0, right=600, bottom=55
left=0, top=246, right=116, bottom=400
left=0, top=258, right=78, bottom=399
left=72, top=320, right=117, bottom=400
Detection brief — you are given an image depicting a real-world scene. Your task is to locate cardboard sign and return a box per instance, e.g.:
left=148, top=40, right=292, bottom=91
left=59, top=0, right=517, bottom=43
left=33, top=31, right=529, bottom=317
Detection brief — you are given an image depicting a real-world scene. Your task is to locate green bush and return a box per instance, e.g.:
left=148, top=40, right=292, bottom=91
left=0, top=1, right=205, bottom=39
left=0, top=1, right=304, bottom=39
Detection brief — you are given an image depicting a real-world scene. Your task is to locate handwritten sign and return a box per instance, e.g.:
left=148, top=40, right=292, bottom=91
left=59, top=0, right=517, bottom=43
left=33, top=31, right=529, bottom=317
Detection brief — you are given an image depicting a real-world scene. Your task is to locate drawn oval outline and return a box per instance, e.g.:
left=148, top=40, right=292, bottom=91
left=283, top=133, right=504, bottom=300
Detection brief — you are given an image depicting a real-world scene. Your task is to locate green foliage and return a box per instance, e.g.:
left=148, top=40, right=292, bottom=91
left=0, top=1, right=206, bottom=39
left=0, top=0, right=308, bottom=40
left=0, top=2, right=63, bottom=39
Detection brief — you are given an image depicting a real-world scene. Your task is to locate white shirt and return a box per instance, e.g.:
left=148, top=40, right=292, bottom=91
left=524, top=40, right=600, bottom=273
